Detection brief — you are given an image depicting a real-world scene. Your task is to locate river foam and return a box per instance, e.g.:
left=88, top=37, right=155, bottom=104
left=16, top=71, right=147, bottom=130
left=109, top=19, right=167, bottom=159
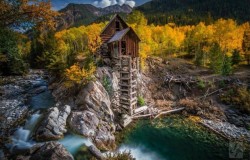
left=118, top=144, right=164, bottom=160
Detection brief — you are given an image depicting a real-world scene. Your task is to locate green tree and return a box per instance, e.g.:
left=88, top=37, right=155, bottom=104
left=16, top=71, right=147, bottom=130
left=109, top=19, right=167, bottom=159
left=221, top=55, right=232, bottom=76
left=0, top=28, right=28, bottom=75
left=209, top=43, right=223, bottom=74
left=126, top=11, right=147, bottom=25
left=231, top=49, right=241, bottom=65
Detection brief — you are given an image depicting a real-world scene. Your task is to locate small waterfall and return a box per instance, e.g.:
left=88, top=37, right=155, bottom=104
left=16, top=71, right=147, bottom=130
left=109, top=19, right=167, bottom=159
left=11, top=127, right=33, bottom=149
left=24, top=112, right=41, bottom=131
left=8, top=112, right=41, bottom=151
left=59, top=135, right=93, bottom=155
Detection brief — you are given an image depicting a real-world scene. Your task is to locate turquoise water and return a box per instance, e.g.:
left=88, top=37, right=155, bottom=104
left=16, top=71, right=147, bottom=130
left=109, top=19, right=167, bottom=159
left=119, top=116, right=229, bottom=160
left=20, top=79, right=230, bottom=160
left=30, top=90, right=55, bottom=110
left=59, top=134, right=92, bottom=155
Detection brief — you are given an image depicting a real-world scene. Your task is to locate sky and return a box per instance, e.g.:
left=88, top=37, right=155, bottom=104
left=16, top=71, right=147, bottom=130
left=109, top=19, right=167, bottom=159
left=51, top=0, right=150, bottom=10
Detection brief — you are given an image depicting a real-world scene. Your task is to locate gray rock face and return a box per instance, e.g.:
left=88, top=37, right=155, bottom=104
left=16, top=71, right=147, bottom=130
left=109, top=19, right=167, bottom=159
left=75, top=81, right=114, bottom=122
left=96, top=67, right=120, bottom=111
left=67, top=80, right=116, bottom=150
left=68, top=111, right=99, bottom=137
left=94, top=121, right=116, bottom=150
left=0, top=100, right=28, bottom=131
left=137, top=73, right=154, bottom=106
left=202, top=119, right=250, bottom=140
left=16, top=142, right=74, bottom=160
left=36, top=105, right=71, bottom=141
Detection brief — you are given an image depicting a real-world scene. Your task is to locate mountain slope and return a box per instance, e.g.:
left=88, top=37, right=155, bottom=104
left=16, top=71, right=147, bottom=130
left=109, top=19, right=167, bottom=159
left=56, top=3, right=132, bottom=30
left=136, top=0, right=250, bottom=25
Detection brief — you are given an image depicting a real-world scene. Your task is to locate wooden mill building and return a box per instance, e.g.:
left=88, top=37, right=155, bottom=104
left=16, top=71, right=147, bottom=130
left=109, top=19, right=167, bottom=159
left=100, top=14, right=140, bottom=116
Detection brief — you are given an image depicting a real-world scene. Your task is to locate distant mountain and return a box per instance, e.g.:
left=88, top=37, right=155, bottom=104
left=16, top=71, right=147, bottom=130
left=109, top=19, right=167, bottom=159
left=136, top=0, right=250, bottom=25
left=56, top=3, right=132, bottom=30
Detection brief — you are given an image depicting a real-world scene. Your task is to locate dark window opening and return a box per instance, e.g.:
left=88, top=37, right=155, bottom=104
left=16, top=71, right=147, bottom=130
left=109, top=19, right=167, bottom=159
left=116, top=21, right=120, bottom=31
left=121, top=41, right=126, bottom=55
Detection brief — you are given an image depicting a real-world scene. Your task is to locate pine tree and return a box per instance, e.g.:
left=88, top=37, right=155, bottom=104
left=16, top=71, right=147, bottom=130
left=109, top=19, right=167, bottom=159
left=231, top=49, right=241, bottom=65
left=222, top=55, right=232, bottom=76
left=209, top=43, right=223, bottom=74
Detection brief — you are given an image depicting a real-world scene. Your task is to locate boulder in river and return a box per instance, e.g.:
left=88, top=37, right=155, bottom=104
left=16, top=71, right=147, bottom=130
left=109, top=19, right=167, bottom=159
left=36, top=105, right=71, bottom=141
left=68, top=111, right=99, bottom=137
left=16, top=141, right=74, bottom=160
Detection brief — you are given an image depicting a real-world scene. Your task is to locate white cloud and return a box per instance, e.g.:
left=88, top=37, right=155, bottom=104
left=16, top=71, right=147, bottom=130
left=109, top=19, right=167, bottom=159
left=125, top=0, right=135, bottom=7
left=118, top=0, right=125, bottom=5
left=93, top=0, right=135, bottom=8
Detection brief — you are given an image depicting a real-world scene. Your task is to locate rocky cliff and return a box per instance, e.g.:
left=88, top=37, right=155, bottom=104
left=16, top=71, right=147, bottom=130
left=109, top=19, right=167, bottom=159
left=49, top=67, right=121, bottom=151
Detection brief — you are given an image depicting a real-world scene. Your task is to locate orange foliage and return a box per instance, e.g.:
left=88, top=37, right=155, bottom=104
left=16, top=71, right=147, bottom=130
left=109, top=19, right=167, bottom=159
left=0, top=0, right=59, bottom=30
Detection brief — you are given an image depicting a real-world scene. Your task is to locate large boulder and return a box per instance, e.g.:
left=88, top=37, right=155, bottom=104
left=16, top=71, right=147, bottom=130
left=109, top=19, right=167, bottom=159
left=70, top=80, right=116, bottom=150
left=94, top=121, right=116, bottom=150
left=68, top=111, right=116, bottom=151
left=68, top=111, right=99, bottom=137
left=75, top=81, right=114, bottom=122
left=16, top=142, right=74, bottom=160
left=0, top=99, right=29, bottom=142
left=36, top=105, right=71, bottom=141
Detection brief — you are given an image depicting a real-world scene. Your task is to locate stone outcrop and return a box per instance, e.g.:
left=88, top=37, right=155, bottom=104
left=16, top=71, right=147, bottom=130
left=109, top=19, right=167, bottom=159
left=36, top=105, right=71, bottom=141
left=68, top=111, right=99, bottom=137
left=51, top=67, right=121, bottom=150
left=75, top=81, right=114, bottom=122
left=88, top=145, right=105, bottom=160
left=16, top=142, right=74, bottom=160
left=96, top=67, right=120, bottom=111
left=71, top=80, right=116, bottom=150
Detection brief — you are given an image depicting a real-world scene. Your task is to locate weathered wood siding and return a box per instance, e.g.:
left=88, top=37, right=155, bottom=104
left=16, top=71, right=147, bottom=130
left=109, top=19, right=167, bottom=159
left=121, top=31, right=139, bottom=58
left=100, top=17, right=127, bottom=43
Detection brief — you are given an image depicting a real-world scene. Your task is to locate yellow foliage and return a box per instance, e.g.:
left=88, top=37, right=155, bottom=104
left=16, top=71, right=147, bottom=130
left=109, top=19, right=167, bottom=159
left=86, top=23, right=103, bottom=54
left=188, top=116, right=201, bottom=123
left=65, top=63, right=96, bottom=86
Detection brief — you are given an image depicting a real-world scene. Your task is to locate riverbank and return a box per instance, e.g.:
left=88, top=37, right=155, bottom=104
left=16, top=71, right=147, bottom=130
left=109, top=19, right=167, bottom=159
left=1, top=56, right=250, bottom=160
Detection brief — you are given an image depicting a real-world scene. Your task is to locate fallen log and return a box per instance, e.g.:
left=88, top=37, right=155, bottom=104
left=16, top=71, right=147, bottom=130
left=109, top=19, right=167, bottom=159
left=154, top=107, right=185, bottom=119
left=132, top=107, right=185, bottom=120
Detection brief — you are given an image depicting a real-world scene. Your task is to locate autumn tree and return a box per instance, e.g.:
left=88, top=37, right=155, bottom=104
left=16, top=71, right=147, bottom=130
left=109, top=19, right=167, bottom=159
left=242, top=29, right=250, bottom=65
left=0, top=28, right=28, bottom=75
left=184, top=23, right=213, bottom=66
left=0, top=0, right=59, bottom=30
left=126, top=11, right=148, bottom=26
left=65, top=63, right=96, bottom=87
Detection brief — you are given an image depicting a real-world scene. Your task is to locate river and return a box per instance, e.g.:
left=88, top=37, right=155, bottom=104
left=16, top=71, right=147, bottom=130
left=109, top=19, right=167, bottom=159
left=6, top=75, right=229, bottom=160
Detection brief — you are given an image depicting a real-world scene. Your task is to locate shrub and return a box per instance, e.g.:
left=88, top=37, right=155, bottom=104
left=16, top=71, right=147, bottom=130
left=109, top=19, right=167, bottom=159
left=138, top=96, right=145, bottom=106
left=220, top=87, right=250, bottom=114
left=105, top=151, right=134, bottom=160
left=65, top=63, right=96, bottom=87
left=197, top=78, right=206, bottom=89
left=102, top=76, right=113, bottom=95
left=179, top=99, right=199, bottom=110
